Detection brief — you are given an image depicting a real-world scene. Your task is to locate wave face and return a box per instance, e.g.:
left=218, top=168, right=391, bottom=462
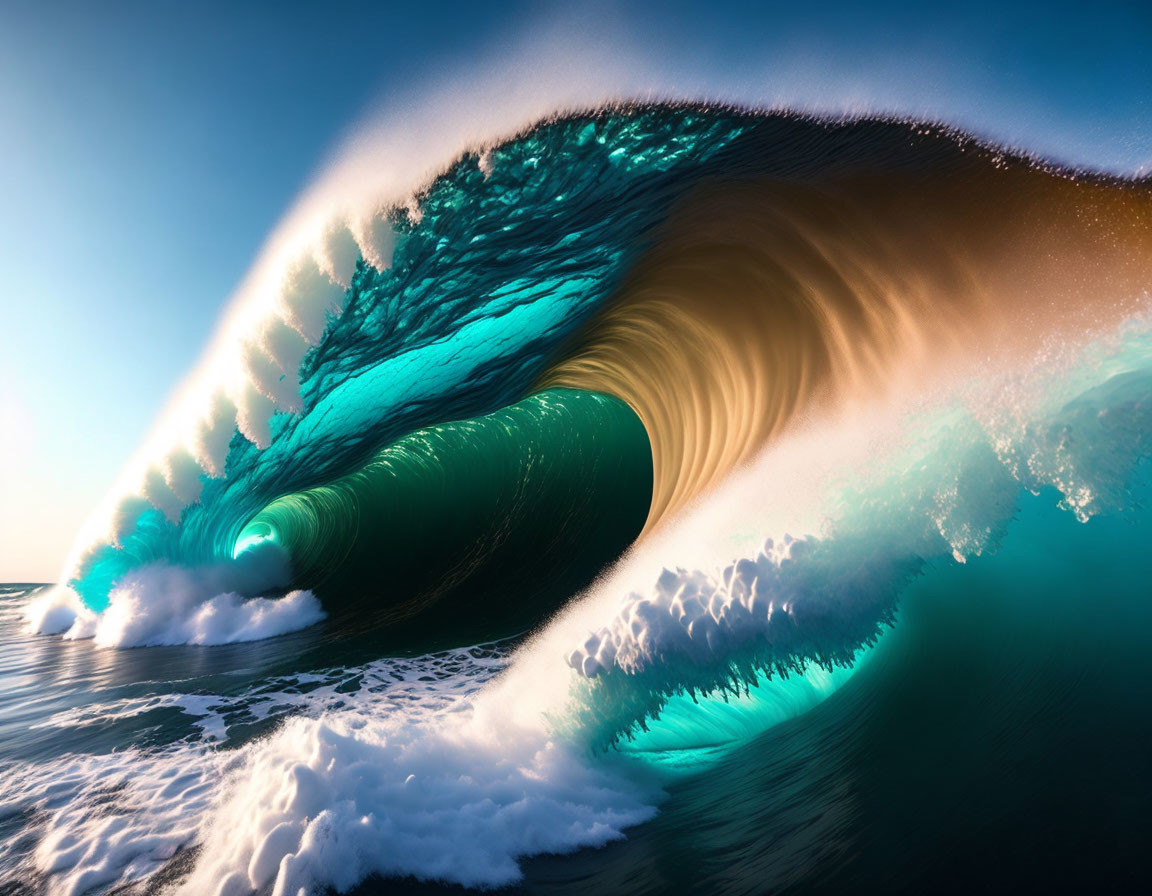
left=50, top=103, right=1152, bottom=644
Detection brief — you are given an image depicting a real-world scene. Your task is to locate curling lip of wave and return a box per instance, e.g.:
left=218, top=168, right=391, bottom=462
left=537, top=136, right=1152, bottom=529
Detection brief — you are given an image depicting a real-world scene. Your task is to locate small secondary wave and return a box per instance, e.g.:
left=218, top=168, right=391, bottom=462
left=231, top=387, right=652, bottom=647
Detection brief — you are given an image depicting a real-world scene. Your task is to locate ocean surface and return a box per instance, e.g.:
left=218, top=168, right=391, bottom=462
left=2, top=104, right=1151, bottom=895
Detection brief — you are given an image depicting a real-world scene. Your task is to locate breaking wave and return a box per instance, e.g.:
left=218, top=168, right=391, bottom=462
left=34, top=103, right=1152, bottom=648
left=8, top=99, right=1152, bottom=895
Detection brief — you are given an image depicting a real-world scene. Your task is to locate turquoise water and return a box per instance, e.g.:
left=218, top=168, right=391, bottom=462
left=3, top=104, right=1152, bottom=894
left=520, top=484, right=1152, bottom=893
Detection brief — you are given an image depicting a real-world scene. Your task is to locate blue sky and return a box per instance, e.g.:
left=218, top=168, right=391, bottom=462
left=1, top=0, right=1150, bottom=581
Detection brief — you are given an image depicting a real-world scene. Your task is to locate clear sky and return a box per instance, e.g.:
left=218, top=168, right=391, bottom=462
left=1, top=0, right=1150, bottom=582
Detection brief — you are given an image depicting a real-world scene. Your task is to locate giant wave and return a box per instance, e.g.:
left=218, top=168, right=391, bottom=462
left=9, top=100, right=1152, bottom=895
left=30, top=103, right=1152, bottom=647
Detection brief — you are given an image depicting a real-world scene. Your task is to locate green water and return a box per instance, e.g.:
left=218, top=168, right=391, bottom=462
left=236, top=388, right=653, bottom=648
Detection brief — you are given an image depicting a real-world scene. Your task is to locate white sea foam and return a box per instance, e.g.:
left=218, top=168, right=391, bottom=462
left=0, top=645, right=659, bottom=896
left=177, top=705, right=657, bottom=895
left=26, top=543, right=325, bottom=648
left=23, top=585, right=88, bottom=636
left=0, top=747, right=223, bottom=896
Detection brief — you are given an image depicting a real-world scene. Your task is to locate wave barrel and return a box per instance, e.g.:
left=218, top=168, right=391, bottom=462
left=233, top=388, right=653, bottom=646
